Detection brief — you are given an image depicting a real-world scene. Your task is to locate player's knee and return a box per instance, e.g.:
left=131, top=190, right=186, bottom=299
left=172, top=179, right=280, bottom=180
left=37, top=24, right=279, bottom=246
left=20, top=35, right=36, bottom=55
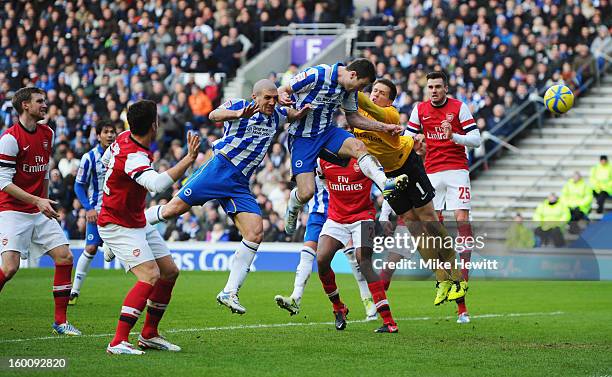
left=161, top=265, right=179, bottom=282
left=351, top=138, right=367, bottom=155
left=2, top=264, right=19, bottom=280
left=297, top=185, right=314, bottom=202
left=85, top=245, right=98, bottom=256
left=455, top=211, right=470, bottom=223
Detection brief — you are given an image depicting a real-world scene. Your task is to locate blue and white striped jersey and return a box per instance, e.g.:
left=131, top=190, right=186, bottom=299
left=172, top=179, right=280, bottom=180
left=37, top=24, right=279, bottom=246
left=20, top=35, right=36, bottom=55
left=213, top=98, right=288, bottom=179
left=307, top=173, right=329, bottom=215
left=75, top=144, right=106, bottom=212
left=288, top=63, right=358, bottom=138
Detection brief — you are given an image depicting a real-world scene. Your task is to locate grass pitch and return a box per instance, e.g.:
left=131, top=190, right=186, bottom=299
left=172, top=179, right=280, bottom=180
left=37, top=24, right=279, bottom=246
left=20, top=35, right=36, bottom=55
left=1, top=269, right=611, bottom=376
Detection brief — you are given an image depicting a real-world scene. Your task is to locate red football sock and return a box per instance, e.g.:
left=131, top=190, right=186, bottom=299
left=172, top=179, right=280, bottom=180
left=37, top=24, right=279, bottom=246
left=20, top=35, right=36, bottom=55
left=110, top=281, right=154, bottom=347
left=0, top=268, right=7, bottom=292
left=368, top=280, right=396, bottom=326
left=456, top=297, right=468, bottom=315
left=318, top=269, right=344, bottom=312
left=141, top=279, right=176, bottom=339
left=53, top=263, right=73, bottom=324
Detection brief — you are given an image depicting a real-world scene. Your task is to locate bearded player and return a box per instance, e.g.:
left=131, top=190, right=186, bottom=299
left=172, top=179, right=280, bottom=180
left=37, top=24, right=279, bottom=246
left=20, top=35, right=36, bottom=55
left=405, top=71, right=481, bottom=324
left=0, top=87, right=81, bottom=336
left=99, top=100, right=200, bottom=355
left=354, top=78, right=468, bottom=307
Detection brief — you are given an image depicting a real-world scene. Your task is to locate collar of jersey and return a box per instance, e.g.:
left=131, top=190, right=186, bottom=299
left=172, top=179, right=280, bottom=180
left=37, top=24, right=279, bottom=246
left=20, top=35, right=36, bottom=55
left=18, top=120, right=37, bottom=134
left=129, top=134, right=150, bottom=151
left=431, top=98, right=448, bottom=108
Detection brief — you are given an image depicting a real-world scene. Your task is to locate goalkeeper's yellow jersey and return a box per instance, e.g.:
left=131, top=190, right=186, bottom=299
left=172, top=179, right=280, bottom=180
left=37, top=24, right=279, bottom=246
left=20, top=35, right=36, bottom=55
left=353, top=92, right=414, bottom=172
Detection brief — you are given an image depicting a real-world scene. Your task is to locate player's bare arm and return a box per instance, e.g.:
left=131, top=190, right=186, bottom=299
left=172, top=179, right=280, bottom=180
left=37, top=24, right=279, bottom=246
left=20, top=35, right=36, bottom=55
left=209, top=103, right=260, bottom=122
left=286, top=104, right=312, bottom=122
left=413, top=134, right=427, bottom=156
left=1, top=183, right=59, bottom=219
left=345, top=111, right=403, bottom=135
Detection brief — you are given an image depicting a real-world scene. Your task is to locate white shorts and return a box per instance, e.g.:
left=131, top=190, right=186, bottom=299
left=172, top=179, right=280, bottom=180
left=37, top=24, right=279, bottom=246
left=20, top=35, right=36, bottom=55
left=320, top=219, right=373, bottom=249
left=427, top=169, right=472, bottom=211
left=98, top=223, right=170, bottom=271
left=0, top=211, right=68, bottom=260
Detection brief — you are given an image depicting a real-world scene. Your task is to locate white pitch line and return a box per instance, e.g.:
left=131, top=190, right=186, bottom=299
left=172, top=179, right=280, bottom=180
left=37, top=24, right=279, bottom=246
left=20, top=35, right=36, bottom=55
left=0, top=311, right=564, bottom=344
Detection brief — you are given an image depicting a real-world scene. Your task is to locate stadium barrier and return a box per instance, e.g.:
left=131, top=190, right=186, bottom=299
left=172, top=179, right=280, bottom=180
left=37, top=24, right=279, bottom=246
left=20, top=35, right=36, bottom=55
left=11, top=241, right=611, bottom=280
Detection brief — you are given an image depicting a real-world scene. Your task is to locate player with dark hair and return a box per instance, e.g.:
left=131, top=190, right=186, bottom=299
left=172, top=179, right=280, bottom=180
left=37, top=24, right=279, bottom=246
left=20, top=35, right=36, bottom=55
left=69, top=120, right=117, bottom=305
left=277, top=59, right=408, bottom=237
left=0, top=87, right=81, bottom=336
left=315, top=158, right=398, bottom=333
left=99, top=99, right=200, bottom=355
left=405, top=71, right=481, bottom=323
left=353, top=77, right=468, bottom=310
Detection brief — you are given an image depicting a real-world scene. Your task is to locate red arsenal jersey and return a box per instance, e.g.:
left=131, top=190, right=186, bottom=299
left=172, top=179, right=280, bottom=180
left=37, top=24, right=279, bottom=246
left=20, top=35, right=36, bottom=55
left=98, top=131, right=154, bottom=228
left=406, top=97, right=476, bottom=174
left=320, top=158, right=375, bottom=224
left=0, top=123, right=54, bottom=213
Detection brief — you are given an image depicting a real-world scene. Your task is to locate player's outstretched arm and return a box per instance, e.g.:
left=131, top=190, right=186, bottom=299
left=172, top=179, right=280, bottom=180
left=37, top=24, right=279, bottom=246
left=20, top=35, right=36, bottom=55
left=209, top=102, right=259, bottom=122
left=357, top=92, right=388, bottom=122
left=131, top=132, right=201, bottom=193
left=345, top=111, right=403, bottom=135
left=286, top=104, right=312, bottom=122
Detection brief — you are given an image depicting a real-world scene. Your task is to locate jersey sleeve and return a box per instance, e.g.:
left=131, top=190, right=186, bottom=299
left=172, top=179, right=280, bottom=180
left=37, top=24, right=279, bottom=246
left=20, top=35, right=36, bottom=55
left=384, top=106, right=400, bottom=125
left=341, top=91, right=358, bottom=113
left=289, top=67, right=318, bottom=93
left=219, top=98, right=247, bottom=111
left=75, top=153, right=91, bottom=185
left=276, top=106, right=289, bottom=125
left=459, top=102, right=477, bottom=132
left=406, top=105, right=422, bottom=135
left=0, top=133, right=18, bottom=190
left=124, top=151, right=154, bottom=180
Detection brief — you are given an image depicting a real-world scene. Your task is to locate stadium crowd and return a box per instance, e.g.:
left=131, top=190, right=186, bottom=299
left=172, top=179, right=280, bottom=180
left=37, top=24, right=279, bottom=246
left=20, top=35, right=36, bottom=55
left=0, top=0, right=610, bottom=242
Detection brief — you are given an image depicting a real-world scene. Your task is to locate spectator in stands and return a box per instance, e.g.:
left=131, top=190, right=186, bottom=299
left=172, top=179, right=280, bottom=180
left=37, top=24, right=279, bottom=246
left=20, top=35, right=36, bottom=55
left=505, top=213, right=535, bottom=250
left=591, top=26, right=612, bottom=70
left=188, top=85, right=213, bottom=127
left=533, top=193, right=571, bottom=247
left=590, top=155, right=612, bottom=214
left=561, top=171, right=592, bottom=233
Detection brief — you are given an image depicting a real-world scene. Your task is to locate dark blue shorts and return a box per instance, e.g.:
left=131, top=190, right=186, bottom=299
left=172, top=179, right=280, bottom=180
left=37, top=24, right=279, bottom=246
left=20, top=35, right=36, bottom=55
left=178, top=155, right=261, bottom=216
left=85, top=222, right=103, bottom=246
left=304, top=212, right=327, bottom=243
left=289, top=126, right=353, bottom=175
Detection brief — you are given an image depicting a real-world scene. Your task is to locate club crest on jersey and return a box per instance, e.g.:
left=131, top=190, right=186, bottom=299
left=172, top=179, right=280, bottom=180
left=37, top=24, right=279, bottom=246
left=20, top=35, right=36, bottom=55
left=445, top=113, right=455, bottom=122
left=353, top=163, right=360, bottom=172
left=133, top=249, right=141, bottom=257
left=43, top=140, right=49, bottom=150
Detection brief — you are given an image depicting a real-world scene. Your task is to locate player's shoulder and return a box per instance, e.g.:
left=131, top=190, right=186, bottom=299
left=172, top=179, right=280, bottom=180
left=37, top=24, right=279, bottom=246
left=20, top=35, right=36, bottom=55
left=222, top=98, right=247, bottom=110
left=447, top=97, right=466, bottom=109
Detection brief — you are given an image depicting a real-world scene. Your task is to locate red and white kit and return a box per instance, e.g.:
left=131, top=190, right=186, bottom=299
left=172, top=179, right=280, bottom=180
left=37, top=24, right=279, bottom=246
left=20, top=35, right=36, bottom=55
left=407, top=98, right=477, bottom=210
left=319, top=158, right=375, bottom=248
left=0, top=123, right=67, bottom=258
left=98, top=131, right=169, bottom=271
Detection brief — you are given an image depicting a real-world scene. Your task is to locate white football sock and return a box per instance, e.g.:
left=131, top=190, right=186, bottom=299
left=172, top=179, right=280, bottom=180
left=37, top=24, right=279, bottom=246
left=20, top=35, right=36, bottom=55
left=223, top=239, right=259, bottom=294
left=288, top=188, right=306, bottom=212
left=71, top=250, right=95, bottom=294
left=145, top=205, right=166, bottom=225
left=343, top=247, right=372, bottom=300
left=290, top=246, right=316, bottom=302
left=357, top=153, right=387, bottom=191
